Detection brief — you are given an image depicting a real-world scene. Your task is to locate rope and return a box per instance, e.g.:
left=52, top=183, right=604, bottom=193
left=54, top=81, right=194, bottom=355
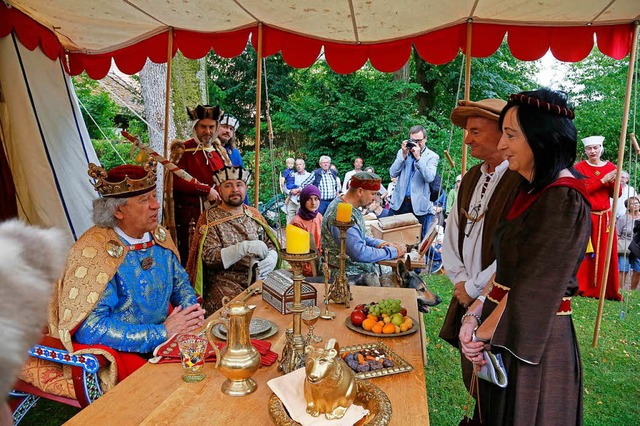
left=76, top=97, right=126, bottom=165
left=96, top=80, right=164, bottom=139
left=425, top=53, right=465, bottom=276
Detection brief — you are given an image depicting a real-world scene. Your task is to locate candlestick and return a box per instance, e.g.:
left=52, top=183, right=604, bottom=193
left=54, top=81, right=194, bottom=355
left=320, top=252, right=336, bottom=320
left=277, top=249, right=317, bottom=374
left=335, top=202, right=353, bottom=223
left=329, top=220, right=354, bottom=308
left=285, top=224, right=310, bottom=254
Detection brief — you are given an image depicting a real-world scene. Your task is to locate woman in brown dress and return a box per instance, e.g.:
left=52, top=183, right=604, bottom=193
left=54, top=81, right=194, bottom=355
left=459, top=89, right=590, bottom=425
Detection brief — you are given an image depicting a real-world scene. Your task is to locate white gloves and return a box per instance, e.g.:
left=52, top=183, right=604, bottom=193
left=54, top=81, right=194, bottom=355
left=221, top=240, right=269, bottom=268
left=257, top=250, right=279, bottom=280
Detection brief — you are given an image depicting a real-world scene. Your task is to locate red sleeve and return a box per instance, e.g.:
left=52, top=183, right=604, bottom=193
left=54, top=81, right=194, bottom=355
left=173, top=173, right=211, bottom=196
left=173, top=153, right=212, bottom=196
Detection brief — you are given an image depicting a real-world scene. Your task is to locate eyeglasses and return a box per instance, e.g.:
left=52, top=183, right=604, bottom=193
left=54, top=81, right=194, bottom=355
left=462, top=204, right=486, bottom=237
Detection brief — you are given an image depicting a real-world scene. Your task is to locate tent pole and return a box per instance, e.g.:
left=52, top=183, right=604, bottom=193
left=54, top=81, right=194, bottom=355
left=592, top=21, right=640, bottom=348
left=462, top=19, right=472, bottom=176
left=163, top=27, right=174, bottom=159
left=254, top=23, right=264, bottom=207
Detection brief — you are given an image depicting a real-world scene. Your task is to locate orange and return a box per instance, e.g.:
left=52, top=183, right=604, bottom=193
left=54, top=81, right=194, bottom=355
left=382, top=323, right=396, bottom=334
left=367, top=314, right=378, bottom=321
left=362, top=318, right=376, bottom=331
left=372, top=322, right=384, bottom=334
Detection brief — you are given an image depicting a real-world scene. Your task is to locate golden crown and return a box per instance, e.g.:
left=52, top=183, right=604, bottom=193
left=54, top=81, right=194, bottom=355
left=88, top=159, right=158, bottom=198
left=212, top=166, right=252, bottom=186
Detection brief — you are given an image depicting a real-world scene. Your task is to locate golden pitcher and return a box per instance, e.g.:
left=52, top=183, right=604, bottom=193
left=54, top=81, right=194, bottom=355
left=205, top=301, right=261, bottom=396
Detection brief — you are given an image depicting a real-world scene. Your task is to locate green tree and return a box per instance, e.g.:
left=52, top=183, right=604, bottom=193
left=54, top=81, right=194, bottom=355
left=73, top=74, right=120, bottom=140
left=562, top=49, right=639, bottom=168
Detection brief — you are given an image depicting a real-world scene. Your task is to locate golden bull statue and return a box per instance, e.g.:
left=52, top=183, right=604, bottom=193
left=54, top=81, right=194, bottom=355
left=303, top=338, right=357, bottom=420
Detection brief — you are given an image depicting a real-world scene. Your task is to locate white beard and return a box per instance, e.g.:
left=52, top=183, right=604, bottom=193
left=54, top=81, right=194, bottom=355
left=0, top=219, right=69, bottom=397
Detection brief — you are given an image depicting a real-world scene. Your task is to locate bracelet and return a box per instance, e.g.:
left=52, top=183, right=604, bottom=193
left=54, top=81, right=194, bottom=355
left=472, top=329, right=490, bottom=344
left=477, top=295, right=486, bottom=303
left=461, top=312, right=482, bottom=326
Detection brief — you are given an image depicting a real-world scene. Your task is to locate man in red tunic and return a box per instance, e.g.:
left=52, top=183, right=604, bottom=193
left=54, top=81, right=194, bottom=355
left=172, top=105, right=231, bottom=265
left=575, top=135, right=623, bottom=300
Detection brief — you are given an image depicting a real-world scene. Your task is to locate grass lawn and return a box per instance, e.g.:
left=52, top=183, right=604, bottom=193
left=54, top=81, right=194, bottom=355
left=17, top=274, right=640, bottom=425
left=423, top=274, right=640, bottom=425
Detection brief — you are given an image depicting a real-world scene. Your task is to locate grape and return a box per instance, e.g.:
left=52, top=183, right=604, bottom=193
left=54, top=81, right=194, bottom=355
left=356, top=363, right=370, bottom=373
left=382, top=358, right=394, bottom=368
left=347, top=360, right=359, bottom=371
left=368, top=360, right=384, bottom=370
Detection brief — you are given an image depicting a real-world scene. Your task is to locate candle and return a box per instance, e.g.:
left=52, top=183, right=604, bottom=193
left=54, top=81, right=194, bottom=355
left=286, top=224, right=310, bottom=254
left=335, top=202, right=353, bottom=223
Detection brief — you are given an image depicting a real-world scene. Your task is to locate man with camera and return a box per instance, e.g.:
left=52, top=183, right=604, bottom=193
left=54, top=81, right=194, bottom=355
left=388, top=125, right=439, bottom=238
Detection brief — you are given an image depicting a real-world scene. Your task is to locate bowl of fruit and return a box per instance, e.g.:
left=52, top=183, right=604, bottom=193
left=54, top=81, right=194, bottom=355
left=346, top=299, right=417, bottom=337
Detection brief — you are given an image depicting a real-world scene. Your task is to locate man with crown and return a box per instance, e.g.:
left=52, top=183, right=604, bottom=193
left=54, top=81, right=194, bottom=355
left=187, top=166, right=280, bottom=313
left=219, top=113, right=244, bottom=167
left=171, top=105, right=232, bottom=265
left=48, top=160, right=205, bottom=386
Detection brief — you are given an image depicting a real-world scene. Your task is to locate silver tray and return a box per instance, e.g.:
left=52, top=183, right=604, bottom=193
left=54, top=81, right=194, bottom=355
left=218, top=317, right=272, bottom=335
left=339, top=341, right=413, bottom=380
left=211, top=319, right=279, bottom=341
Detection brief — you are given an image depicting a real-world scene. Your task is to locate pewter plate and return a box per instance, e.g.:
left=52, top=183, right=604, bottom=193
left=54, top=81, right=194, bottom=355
left=211, top=320, right=279, bottom=341
left=339, top=341, right=414, bottom=380
left=218, top=317, right=272, bottom=336
left=344, top=316, right=418, bottom=338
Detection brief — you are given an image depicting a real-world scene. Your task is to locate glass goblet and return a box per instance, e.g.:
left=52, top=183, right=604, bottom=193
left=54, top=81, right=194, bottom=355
left=302, top=305, right=322, bottom=343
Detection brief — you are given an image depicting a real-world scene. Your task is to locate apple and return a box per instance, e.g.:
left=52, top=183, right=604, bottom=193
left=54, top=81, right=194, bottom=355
left=400, top=307, right=408, bottom=317
left=354, top=304, right=367, bottom=313
left=350, top=310, right=366, bottom=326
left=391, top=313, right=404, bottom=326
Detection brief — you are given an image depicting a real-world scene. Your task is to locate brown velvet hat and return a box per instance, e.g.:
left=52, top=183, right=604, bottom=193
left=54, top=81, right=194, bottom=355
left=450, top=98, right=507, bottom=129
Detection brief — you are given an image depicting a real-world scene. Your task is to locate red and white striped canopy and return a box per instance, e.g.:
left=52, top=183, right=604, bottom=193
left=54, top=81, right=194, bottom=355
left=1, top=0, right=639, bottom=78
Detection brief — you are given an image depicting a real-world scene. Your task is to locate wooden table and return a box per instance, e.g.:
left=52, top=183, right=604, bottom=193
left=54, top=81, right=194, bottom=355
left=65, top=285, right=430, bottom=425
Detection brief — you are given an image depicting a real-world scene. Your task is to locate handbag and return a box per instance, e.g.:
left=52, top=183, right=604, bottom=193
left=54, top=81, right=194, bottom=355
left=472, top=333, right=508, bottom=388
left=618, top=237, right=631, bottom=255
left=477, top=350, right=508, bottom=388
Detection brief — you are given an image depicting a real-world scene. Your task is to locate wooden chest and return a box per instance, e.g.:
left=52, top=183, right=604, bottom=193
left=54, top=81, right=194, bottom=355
left=261, top=269, right=317, bottom=315
left=370, top=213, right=422, bottom=246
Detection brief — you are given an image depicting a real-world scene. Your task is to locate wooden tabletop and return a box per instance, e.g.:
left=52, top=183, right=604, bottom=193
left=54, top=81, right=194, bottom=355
left=65, top=284, right=430, bottom=425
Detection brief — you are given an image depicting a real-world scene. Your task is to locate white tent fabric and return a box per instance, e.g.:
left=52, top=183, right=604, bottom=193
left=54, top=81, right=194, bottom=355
left=0, top=33, right=99, bottom=239
left=7, top=0, right=640, bottom=51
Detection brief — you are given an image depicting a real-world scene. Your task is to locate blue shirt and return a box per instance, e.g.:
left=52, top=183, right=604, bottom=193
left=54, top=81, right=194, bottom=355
left=322, top=198, right=398, bottom=276
left=74, top=242, right=198, bottom=353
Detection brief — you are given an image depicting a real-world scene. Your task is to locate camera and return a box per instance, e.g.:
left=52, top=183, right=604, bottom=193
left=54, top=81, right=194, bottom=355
left=405, top=139, right=417, bottom=150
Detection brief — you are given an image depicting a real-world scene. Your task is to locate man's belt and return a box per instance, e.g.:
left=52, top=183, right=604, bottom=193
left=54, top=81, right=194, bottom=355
left=487, top=281, right=572, bottom=315
left=592, top=207, right=611, bottom=216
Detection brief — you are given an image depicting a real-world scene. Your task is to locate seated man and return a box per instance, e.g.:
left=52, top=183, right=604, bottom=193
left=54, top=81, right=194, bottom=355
left=322, top=172, right=406, bottom=284
left=49, top=161, right=205, bottom=385
left=187, top=166, right=280, bottom=313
